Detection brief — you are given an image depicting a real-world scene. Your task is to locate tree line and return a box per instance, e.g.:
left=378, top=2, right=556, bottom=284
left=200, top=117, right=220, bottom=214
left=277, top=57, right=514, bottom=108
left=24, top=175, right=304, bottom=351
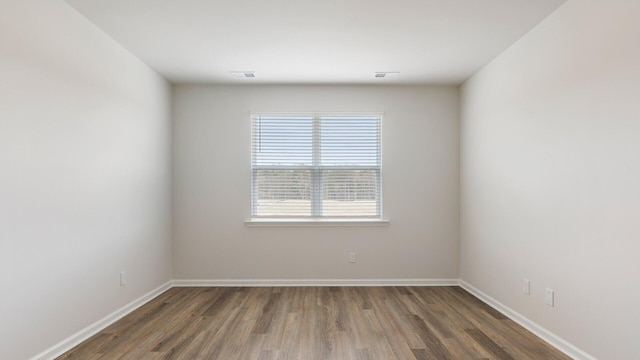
left=255, top=169, right=377, bottom=201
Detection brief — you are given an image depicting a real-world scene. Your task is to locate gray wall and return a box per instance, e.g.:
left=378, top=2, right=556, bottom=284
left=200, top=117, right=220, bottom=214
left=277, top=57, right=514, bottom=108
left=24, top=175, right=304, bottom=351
left=0, top=1, right=173, bottom=358
left=460, top=1, right=640, bottom=359
left=172, top=85, right=460, bottom=281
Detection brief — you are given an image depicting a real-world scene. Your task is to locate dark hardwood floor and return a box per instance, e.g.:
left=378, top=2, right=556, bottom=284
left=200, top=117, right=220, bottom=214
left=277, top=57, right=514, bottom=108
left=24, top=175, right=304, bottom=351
left=57, top=286, right=571, bottom=360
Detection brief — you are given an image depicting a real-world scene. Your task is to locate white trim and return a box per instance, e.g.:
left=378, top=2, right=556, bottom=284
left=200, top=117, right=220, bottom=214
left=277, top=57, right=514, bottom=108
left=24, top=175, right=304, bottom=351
left=172, top=278, right=459, bottom=287
left=459, top=280, right=598, bottom=360
left=245, top=218, right=390, bottom=226
left=250, top=111, right=385, bottom=117
left=30, top=281, right=172, bottom=360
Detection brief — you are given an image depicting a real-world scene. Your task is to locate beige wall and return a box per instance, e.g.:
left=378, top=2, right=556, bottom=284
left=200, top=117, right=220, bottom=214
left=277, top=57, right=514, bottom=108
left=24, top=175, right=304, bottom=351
left=172, top=85, right=460, bottom=281
left=11, top=0, right=639, bottom=358
left=460, top=1, right=640, bottom=359
left=0, top=1, right=173, bottom=359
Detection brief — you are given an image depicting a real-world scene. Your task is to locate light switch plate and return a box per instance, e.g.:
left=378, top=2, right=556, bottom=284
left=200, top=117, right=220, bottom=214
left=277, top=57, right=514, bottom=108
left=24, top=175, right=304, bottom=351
left=545, top=288, right=554, bottom=306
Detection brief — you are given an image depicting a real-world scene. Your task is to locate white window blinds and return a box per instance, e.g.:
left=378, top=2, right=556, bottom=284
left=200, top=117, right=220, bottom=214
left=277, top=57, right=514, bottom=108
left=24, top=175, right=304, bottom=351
left=251, top=115, right=381, bottom=218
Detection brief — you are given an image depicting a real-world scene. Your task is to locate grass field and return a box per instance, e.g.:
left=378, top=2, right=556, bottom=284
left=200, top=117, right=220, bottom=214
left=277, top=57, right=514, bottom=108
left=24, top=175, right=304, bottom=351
left=255, top=199, right=376, bottom=216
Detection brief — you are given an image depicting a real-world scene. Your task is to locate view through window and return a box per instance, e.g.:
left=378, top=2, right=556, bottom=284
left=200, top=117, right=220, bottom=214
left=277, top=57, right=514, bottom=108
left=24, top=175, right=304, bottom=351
left=251, top=114, right=381, bottom=218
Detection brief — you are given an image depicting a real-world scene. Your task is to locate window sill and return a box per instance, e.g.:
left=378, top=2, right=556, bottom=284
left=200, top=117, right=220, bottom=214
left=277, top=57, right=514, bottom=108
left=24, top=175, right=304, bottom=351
left=245, top=218, right=390, bottom=227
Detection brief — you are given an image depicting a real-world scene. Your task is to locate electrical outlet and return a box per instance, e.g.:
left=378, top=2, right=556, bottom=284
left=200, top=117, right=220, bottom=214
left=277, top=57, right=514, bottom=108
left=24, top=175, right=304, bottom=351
left=120, top=271, right=126, bottom=286
left=545, top=288, right=554, bottom=306
left=348, top=252, right=357, bottom=263
left=523, top=279, right=530, bottom=295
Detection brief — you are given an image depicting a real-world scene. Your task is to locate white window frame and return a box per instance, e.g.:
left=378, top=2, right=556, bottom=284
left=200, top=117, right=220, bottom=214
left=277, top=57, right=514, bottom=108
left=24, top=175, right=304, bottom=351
left=246, top=113, right=389, bottom=226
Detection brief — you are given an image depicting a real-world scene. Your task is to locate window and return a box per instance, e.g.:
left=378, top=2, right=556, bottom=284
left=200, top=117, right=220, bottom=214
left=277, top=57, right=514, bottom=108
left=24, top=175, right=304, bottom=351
left=251, top=114, right=382, bottom=220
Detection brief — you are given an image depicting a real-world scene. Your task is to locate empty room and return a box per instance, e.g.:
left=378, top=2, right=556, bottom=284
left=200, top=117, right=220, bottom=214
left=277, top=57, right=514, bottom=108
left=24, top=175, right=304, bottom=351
left=2, top=0, right=638, bottom=359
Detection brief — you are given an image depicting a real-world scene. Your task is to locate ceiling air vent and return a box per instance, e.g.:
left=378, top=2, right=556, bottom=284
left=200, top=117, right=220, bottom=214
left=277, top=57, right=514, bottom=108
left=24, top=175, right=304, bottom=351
left=230, top=71, right=256, bottom=79
left=374, top=72, right=399, bottom=79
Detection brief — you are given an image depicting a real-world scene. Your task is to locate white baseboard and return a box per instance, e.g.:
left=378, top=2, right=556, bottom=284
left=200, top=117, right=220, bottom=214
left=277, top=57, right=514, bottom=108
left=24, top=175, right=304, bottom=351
left=172, top=278, right=460, bottom=287
left=29, top=281, right=172, bottom=360
left=459, top=280, right=597, bottom=360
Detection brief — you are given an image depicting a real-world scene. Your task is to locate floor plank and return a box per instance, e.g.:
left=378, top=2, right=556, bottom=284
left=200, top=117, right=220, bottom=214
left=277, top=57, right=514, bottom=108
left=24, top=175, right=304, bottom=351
left=57, top=287, right=572, bottom=360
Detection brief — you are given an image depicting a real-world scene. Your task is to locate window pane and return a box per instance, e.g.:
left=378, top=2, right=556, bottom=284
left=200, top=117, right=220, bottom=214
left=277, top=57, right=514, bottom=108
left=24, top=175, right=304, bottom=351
left=320, top=116, right=380, bottom=167
left=253, top=116, right=313, bottom=166
left=251, top=114, right=382, bottom=218
left=253, top=169, right=311, bottom=216
left=322, top=169, right=379, bottom=216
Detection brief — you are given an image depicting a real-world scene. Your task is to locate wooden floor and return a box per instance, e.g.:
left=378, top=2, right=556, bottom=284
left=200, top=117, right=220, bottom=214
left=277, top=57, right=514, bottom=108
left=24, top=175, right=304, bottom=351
left=57, top=286, right=571, bottom=360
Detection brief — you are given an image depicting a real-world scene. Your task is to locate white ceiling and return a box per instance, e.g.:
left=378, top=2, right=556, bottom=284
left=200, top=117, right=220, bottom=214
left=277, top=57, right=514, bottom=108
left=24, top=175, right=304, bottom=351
left=64, top=0, right=565, bottom=85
